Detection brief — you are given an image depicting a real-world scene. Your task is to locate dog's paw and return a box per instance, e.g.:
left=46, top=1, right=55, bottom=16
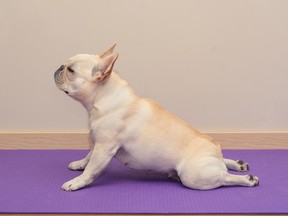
left=61, top=175, right=91, bottom=191
left=246, top=174, right=260, bottom=186
left=68, top=159, right=88, bottom=171
left=236, top=160, right=249, bottom=172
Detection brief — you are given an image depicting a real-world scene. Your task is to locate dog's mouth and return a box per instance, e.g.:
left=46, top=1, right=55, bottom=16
left=64, top=90, right=69, bottom=94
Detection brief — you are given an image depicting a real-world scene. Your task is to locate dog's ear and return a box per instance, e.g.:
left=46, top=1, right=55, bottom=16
left=93, top=52, right=119, bottom=82
left=99, top=43, right=116, bottom=58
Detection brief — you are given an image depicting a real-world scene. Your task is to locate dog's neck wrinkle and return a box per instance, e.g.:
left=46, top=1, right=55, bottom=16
left=73, top=88, right=98, bottom=112
left=88, top=72, right=137, bottom=116
left=80, top=94, right=97, bottom=112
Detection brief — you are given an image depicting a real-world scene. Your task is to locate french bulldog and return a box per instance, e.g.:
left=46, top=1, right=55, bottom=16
left=54, top=44, right=259, bottom=191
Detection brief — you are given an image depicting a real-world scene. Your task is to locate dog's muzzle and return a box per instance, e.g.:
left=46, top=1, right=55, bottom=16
left=54, top=65, right=65, bottom=87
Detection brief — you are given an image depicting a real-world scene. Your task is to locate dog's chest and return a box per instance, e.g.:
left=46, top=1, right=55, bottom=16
left=89, top=108, right=127, bottom=140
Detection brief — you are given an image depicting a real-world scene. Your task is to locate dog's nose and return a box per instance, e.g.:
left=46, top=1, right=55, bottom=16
left=58, top=65, right=65, bottom=71
left=54, top=67, right=65, bottom=85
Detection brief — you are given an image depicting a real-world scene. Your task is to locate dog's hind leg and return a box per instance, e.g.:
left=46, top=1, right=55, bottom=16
left=222, top=172, right=259, bottom=187
left=224, top=158, right=249, bottom=172
left=178, top=157, right=228, bottom=190
left=178, top=157, right=259, bottom=190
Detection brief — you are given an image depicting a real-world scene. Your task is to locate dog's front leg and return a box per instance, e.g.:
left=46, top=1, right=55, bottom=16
left=68, top=149, right=93, bottom=170
left=61, top=143, right=118, bottom=191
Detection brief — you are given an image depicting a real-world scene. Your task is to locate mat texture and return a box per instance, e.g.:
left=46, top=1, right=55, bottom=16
left=0, top=150, right=287, bottom=214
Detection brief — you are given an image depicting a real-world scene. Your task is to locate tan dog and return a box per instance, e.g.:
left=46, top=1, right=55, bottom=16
left=54, top=44, right=259, bottom=191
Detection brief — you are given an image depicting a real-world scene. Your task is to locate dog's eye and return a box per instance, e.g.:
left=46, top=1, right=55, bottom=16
left=67, top=67, right=75, bottom=73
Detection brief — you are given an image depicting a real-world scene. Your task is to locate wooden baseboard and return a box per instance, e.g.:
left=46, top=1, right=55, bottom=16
left=0, top=132, right=90, bottom=149
left=0, top=214, right=283, bottom=216
left=0, top=213, right=283, bottom=216
left=0, top=132, right=287, bottom=149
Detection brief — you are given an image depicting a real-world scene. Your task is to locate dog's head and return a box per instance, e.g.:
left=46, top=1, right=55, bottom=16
left=54, top=44, right=118, bottom=103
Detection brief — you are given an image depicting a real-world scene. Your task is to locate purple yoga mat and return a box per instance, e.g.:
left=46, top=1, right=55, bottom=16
left=0, top=150, right=287, bottom=214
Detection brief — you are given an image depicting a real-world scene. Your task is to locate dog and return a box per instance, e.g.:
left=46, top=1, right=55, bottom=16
left=54, top=44, right=259, bottom=191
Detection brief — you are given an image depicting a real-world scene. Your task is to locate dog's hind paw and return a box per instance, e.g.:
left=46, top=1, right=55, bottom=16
left=236, top=160, right=249, bottom=172
left=247, top=174, right=260, bottom=186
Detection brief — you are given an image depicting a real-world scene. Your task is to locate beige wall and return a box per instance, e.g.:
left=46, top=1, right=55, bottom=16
left=0, top=0, right=287, bottom=132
